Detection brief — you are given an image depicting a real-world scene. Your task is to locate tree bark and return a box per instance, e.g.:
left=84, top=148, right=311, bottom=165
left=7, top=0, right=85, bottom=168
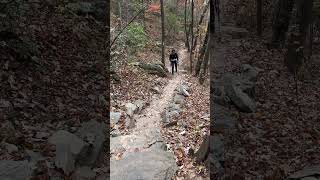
left=192, top=2, right=209, bottom=50
left=160, top=0, right=166, bottom=66
left=195, top=28, right=208, bottom=76
left=199, top=0, right=214, bottom=84
left=257, top=0, right=262, bottom=36
left=271, top=0, right=294, bottom=47
left=190, top=0, right=194, bottom=72
left=185, top=0, right=190, bottom=51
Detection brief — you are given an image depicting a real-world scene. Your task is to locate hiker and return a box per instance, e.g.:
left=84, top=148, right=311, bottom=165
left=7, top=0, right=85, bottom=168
left=169, top=49, right=179, bottom=75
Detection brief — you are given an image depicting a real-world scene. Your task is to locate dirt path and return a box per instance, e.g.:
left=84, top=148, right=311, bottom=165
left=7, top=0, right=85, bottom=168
left=110, top=47, right=188, bottom=180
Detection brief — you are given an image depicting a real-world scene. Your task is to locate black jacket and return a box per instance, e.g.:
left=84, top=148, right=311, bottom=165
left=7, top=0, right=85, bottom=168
left=169, top=53, right=178, bottom=62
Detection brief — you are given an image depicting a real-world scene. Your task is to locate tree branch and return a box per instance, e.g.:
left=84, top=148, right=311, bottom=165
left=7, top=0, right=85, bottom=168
left=110, top=7, right=146, bottom=47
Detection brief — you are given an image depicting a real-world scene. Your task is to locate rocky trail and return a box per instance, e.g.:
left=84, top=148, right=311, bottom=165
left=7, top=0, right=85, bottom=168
left=110, top=47, right=190, bottom=179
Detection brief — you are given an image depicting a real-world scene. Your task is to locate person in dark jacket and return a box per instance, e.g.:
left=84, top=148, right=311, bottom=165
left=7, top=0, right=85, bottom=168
left=169, top=49, right=178, bottom=75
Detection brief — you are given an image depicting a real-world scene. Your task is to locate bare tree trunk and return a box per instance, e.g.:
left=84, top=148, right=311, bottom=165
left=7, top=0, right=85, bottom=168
left=257, top=0, right=262, bottom=36
left=284, top=0, right=313, bottom=77
left=185, top=0, right=190, bottom=51
left=192, top=2, right=209, bottom=50
left=271, top=0, right=294, bottom=47
left=195, top=29, right=208, bottom=76
left=160, top=0, right=165, bottom=66
left=190, top=0, right=194, bottom=73
left=199, top=0, right=214, bottom=84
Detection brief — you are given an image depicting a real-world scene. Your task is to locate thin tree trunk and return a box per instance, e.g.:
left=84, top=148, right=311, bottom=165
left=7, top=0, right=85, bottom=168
left=200, top=0, right=214, bottom=84
left=190, top=0, right=194, bottom=72
left=271, top=0, right=294, bottom=47
left=195, top=29, right=208, bottom=76
left=297, top=0, right=314, bottom=60
left=257, top=0, right=262, bottom=36
left=192, top=2, right=209, bottom=50
left=160, top=0, right=165, bottom=66
left=185, top=0, right=190, bottom=51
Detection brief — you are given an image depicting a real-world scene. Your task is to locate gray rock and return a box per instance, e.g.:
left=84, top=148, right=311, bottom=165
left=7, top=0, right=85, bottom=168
left=137, top=62, right=167, bottom=77
left=239, top=79, right=255, bottom=98
left=48, top=130, right=89, bottom=158
left=177, top=84, right=190, bottom=97
left=173, top=94, right=185, bottom=105
left=241, top=64, right=260, bottom=82
left=212, top=85, right=231, bottom=107
left=48, top=130, right=89, bottom=174
left=168, top=103, right=182, bottom=112
left=223, top=74, right=256, bottom=112
left=76, top=120, right=106, bottom=166
left=301, top=177, right=318, bottom=180
left=25, top=149, right=45, bottom=165
left=151, top=86, right=161, bottom=94
left=288, top=165, right=320, bottom=179
left=162, top=109, right=180, bottom=123
left=4, top=142, right=18, bottom=153
left=110, top=112, right=121, bottom=124
left=125, top=117, right=136, bottom=129
left=134, top=100, right=145, bottom=114
left=0, top=160, right=32, bottom=180
left=72, top=166, right=96, bottom=180
left=125, top=103, right=138, bottom=117
left=55, top=143, right=75, bottom=175
left=110, top=150, right=177, bottom=180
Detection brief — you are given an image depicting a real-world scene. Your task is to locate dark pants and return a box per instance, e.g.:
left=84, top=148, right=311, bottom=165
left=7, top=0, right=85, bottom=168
left=171, top=61, right=177, bottom=75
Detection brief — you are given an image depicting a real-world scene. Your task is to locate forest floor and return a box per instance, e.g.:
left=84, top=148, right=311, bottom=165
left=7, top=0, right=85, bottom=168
left=210, top=0, right=320, bottom=178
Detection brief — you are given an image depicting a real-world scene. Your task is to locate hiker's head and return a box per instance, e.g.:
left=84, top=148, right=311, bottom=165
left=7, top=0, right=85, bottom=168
left=171, top=49, right=175, bottom=53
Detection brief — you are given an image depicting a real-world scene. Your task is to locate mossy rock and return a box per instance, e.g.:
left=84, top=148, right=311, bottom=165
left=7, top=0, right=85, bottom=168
left=138, top=62, right=167, bottom=77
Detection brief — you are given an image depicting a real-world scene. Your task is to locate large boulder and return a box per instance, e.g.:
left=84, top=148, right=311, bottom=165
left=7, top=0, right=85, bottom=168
left=288, top=165, right=320, bottom=179
left=177, top=84, right=190, bottom=97
left=173, top=94, right=185, bottom=105
left=137, top=62, right=167, bottom=77
left=48, top=130, right=89, bottom=174
left=134, top=100, right=145, bottom=114
left=125, top=103, right=138, bottom=117
left=76, top=120, right=106, bottom=166
left=110, top=150, right=177, bottom=180
left=241, top=64, right=261, bottom=82
left=0, top=160, right=32, bottom=180
left=223, top=74, right=256, bottom=113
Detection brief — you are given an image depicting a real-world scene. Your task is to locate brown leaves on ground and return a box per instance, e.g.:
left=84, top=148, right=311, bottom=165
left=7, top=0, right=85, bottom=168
left=217, top=34, right=320, bottom=179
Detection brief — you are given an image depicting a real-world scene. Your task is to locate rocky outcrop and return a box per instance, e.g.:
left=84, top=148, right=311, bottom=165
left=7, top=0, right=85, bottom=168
left=137, top=62, right=168, bottom=77
left=162, top=83, right=190, bottom=126
left=110, top=150, right=177, bottom=180
left=213, top=64, right=261, bottom=113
